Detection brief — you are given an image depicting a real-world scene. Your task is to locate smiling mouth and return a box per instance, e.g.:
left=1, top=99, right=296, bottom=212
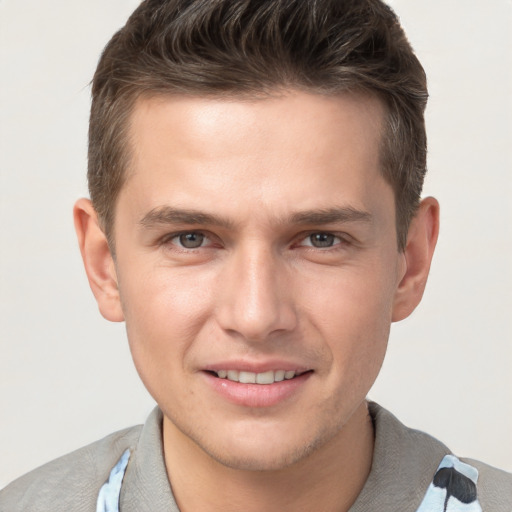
left=208, top=369, right=311, bottom=385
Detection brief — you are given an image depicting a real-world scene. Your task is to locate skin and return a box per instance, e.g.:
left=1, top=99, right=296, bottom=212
left=74, top=90, right=439, bottom=512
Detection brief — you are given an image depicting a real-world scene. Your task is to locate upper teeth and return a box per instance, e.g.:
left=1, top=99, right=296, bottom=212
left=215, top=369, right=297, bottom=384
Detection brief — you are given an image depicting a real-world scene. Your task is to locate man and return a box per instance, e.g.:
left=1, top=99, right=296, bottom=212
left=1, top=0, right=510, bottom=511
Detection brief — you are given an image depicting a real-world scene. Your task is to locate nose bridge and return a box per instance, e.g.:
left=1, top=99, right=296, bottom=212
left=216, top=240, right=296, bottom=340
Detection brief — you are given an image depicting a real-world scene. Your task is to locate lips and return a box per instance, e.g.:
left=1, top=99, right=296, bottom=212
left=214, top=369, right=303, bottom=384
left=203, top=365, right=313, bottom=407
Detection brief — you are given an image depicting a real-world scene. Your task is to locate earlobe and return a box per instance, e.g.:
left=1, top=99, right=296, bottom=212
left=73, top=198, right=124, bottom=322
left=392, top=197, right=440, bottom=322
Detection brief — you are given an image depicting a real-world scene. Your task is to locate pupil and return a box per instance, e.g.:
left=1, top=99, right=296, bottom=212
left=311, top=233, right=334, bottom=247
left=179, top=233, right=204, bottom=248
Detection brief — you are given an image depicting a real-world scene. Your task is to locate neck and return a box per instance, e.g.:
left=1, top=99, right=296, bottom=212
left=163, top=401, right=374, bottom=512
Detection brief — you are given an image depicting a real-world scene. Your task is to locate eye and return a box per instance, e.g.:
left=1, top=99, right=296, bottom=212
left=171, top=232, right=208, bottom=249
left=300, top=232, right=341, bottom=248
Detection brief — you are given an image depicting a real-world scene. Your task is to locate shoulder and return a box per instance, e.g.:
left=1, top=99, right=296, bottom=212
left=460, top=457, right=512, bottom=511
left=366, top=402, right=512, bottom=511
left=0, top=424, right=142, bottom=512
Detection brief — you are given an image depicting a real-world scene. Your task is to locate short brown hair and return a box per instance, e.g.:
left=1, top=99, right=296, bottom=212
left=89, top=0, right=428, bottom=251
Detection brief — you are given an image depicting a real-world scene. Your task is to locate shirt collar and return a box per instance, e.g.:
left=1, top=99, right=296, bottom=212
left=118, top=402, right=450, bottom=511
left=120, top=407, right=179, bottom=512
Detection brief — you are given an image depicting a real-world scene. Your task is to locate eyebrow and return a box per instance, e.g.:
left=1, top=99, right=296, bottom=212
left=290, top=207, right=373, bottom=225
left=139, top=205, right=372, bottom=229
left=139, top=207, right=235, bottom=229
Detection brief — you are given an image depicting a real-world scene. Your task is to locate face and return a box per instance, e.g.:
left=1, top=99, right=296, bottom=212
left=112, top=91, right=407, bottom=470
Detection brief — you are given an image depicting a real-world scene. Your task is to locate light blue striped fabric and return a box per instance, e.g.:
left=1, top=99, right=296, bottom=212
left=96, top=449, right=131, bottom=512
left=416, top=455, right=482, bottom=512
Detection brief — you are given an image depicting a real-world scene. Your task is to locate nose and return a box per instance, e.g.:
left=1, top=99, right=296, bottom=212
left=215, top=243, right=298, bottom=342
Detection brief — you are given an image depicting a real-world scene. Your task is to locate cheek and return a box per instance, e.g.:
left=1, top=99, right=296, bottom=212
left=118, top=264, right=215, bottom=378
left=300, top=261, right=395, bottom=376
left=301, top=258, right=396, bottom=327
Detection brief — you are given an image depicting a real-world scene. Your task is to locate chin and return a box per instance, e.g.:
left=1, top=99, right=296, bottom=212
left=199, top=429, right=330, bottom=472
left=206, top=445, right=311, bottom=472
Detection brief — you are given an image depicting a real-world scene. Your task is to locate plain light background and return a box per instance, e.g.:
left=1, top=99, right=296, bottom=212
left=1, top=0, right=511, bottom=489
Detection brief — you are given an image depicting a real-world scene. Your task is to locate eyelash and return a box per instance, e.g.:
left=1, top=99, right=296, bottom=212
left=160, top=231, right=215, bottom=250
left=159, top=230, right=351, bottom=252
left=297, top=232, right=345, bottom=249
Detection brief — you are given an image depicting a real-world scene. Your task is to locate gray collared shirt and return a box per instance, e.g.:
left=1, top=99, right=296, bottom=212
left=2, top=403, right=511, bottom=511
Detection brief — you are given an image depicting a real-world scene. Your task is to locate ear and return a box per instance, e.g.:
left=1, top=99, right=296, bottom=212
left=73, top=198, right=124, bottom=322
left=392, top=197, right=440, bottom=322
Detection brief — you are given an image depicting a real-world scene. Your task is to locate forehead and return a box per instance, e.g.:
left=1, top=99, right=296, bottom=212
left=128, top=90, right=385, bottom=159
left=120, top=90, right=390, bottom=227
